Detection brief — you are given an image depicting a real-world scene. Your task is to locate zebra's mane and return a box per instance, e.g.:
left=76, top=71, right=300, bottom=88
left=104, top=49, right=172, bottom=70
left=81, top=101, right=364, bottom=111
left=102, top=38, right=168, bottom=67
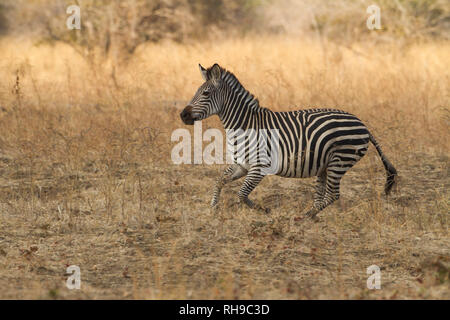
left=220, top=69, right=268, bottom=112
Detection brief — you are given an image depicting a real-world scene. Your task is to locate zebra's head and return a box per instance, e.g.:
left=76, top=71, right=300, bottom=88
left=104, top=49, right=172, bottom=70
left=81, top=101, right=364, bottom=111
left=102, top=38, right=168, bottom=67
left=180, top=63, right=226, bottom=125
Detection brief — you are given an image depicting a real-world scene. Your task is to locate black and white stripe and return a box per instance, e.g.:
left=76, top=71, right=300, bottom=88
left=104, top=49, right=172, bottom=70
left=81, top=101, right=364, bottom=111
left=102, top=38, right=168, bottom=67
left=180, top=64, right=397, bottom=218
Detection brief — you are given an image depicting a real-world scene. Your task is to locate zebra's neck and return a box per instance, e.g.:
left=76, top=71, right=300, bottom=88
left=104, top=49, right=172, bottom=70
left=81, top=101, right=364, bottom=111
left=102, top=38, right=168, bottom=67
left=219, top=71, right=267, bottom=130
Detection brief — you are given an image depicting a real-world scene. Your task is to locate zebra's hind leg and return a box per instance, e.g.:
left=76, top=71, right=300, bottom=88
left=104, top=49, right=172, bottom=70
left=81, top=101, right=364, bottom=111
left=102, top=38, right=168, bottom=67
left=211, top=164, right=247, bottom=207
left=305, top=166, right=342, bottom=219
left=313, top=170, right=327, bottom=207
left=304, top=170, right=327, bottom=219
left=238, top=167, right=270, bottom=213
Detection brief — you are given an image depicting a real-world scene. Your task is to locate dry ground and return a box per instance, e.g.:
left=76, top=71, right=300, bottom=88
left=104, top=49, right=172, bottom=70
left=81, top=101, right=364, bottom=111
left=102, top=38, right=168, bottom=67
left=0, top=37, right=448, bottom=299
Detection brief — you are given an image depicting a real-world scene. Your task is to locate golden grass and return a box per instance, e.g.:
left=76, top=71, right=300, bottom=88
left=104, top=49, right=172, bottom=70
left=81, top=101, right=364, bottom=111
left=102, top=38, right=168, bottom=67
left=0, top=35, right=448, bottom=299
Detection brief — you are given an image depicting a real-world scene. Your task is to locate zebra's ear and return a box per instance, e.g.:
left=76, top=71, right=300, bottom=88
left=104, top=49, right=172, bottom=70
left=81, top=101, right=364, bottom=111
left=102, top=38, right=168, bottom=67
left=209, top=63, right=222, bottom=81
left=199, top=64, right=208, bottom=81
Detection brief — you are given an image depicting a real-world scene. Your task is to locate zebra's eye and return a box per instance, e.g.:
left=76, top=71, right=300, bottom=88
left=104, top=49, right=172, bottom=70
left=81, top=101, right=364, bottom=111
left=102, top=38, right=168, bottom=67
left=202, top=90, right=211, bottom=97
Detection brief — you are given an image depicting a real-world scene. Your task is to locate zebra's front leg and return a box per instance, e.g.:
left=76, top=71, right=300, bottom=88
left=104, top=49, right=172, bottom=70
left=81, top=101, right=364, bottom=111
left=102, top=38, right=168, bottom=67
left=237, top=167, right=270, bottom=213
left=211, top=164, right=247, bottom=207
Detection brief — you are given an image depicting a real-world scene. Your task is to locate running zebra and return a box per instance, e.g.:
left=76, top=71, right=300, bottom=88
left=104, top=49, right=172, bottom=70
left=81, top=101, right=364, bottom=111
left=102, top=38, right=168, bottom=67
left=180, top=63, right=397, bottom=218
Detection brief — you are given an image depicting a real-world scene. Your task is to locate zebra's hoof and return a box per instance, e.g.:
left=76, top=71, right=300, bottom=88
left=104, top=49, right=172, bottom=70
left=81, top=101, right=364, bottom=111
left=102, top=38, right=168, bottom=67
left=255, top=205, right=271, bottom=214
left=305, top=209, right=318, bottom=219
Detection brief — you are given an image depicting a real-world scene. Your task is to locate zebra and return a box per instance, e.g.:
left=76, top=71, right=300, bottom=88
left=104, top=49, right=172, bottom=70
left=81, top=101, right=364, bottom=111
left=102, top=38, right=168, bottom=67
left=180, top=63, right=397, bottom=218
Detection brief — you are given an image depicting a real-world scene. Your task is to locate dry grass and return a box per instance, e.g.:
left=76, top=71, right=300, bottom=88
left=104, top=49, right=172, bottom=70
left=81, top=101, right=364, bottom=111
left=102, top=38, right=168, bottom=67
left=0, top=35, right=448, bottom=299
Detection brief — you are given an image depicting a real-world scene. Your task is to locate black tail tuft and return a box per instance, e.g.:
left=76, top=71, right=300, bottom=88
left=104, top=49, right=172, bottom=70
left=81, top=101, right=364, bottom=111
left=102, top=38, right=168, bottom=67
left=369, top=134, right=397, bottom=195
left=384, top=163, right=397, bottom=195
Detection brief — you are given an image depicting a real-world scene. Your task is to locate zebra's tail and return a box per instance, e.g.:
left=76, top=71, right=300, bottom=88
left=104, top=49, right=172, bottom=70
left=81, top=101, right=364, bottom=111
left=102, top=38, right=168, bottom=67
left=369, top=133, right=397, bottom=195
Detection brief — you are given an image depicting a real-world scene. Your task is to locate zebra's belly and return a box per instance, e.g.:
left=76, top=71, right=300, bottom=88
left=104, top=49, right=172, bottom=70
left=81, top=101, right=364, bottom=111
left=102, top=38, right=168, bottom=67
left=229, top=147, right=327, bottom=177
left=274, top=153, right=318, bottom=178
left=226, top=122, right=370, bottom=178
left=274, top=142, right=369, bottom=179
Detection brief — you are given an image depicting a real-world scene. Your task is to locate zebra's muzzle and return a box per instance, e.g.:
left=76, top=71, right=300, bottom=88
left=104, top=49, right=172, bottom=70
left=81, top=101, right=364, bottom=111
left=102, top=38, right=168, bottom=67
left=180, top=105, right=197, bottom=125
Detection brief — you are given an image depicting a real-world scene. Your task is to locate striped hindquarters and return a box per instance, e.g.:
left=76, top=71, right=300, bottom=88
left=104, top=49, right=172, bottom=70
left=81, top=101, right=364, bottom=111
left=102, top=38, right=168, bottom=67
left=272, top=109, right=370, bottom=178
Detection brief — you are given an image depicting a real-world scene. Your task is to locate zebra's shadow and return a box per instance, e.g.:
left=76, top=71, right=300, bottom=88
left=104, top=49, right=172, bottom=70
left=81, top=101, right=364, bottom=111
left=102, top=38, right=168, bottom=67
left=221, top=187, right=312, bottom=213
left=261, top=192, right=312, bottom=212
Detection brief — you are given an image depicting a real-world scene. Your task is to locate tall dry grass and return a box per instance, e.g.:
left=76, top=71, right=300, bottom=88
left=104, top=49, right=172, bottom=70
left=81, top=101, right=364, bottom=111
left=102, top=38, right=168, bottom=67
left=0, top=35, right=448, bottom=299
left=1, top=36, right=448, bottom=159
